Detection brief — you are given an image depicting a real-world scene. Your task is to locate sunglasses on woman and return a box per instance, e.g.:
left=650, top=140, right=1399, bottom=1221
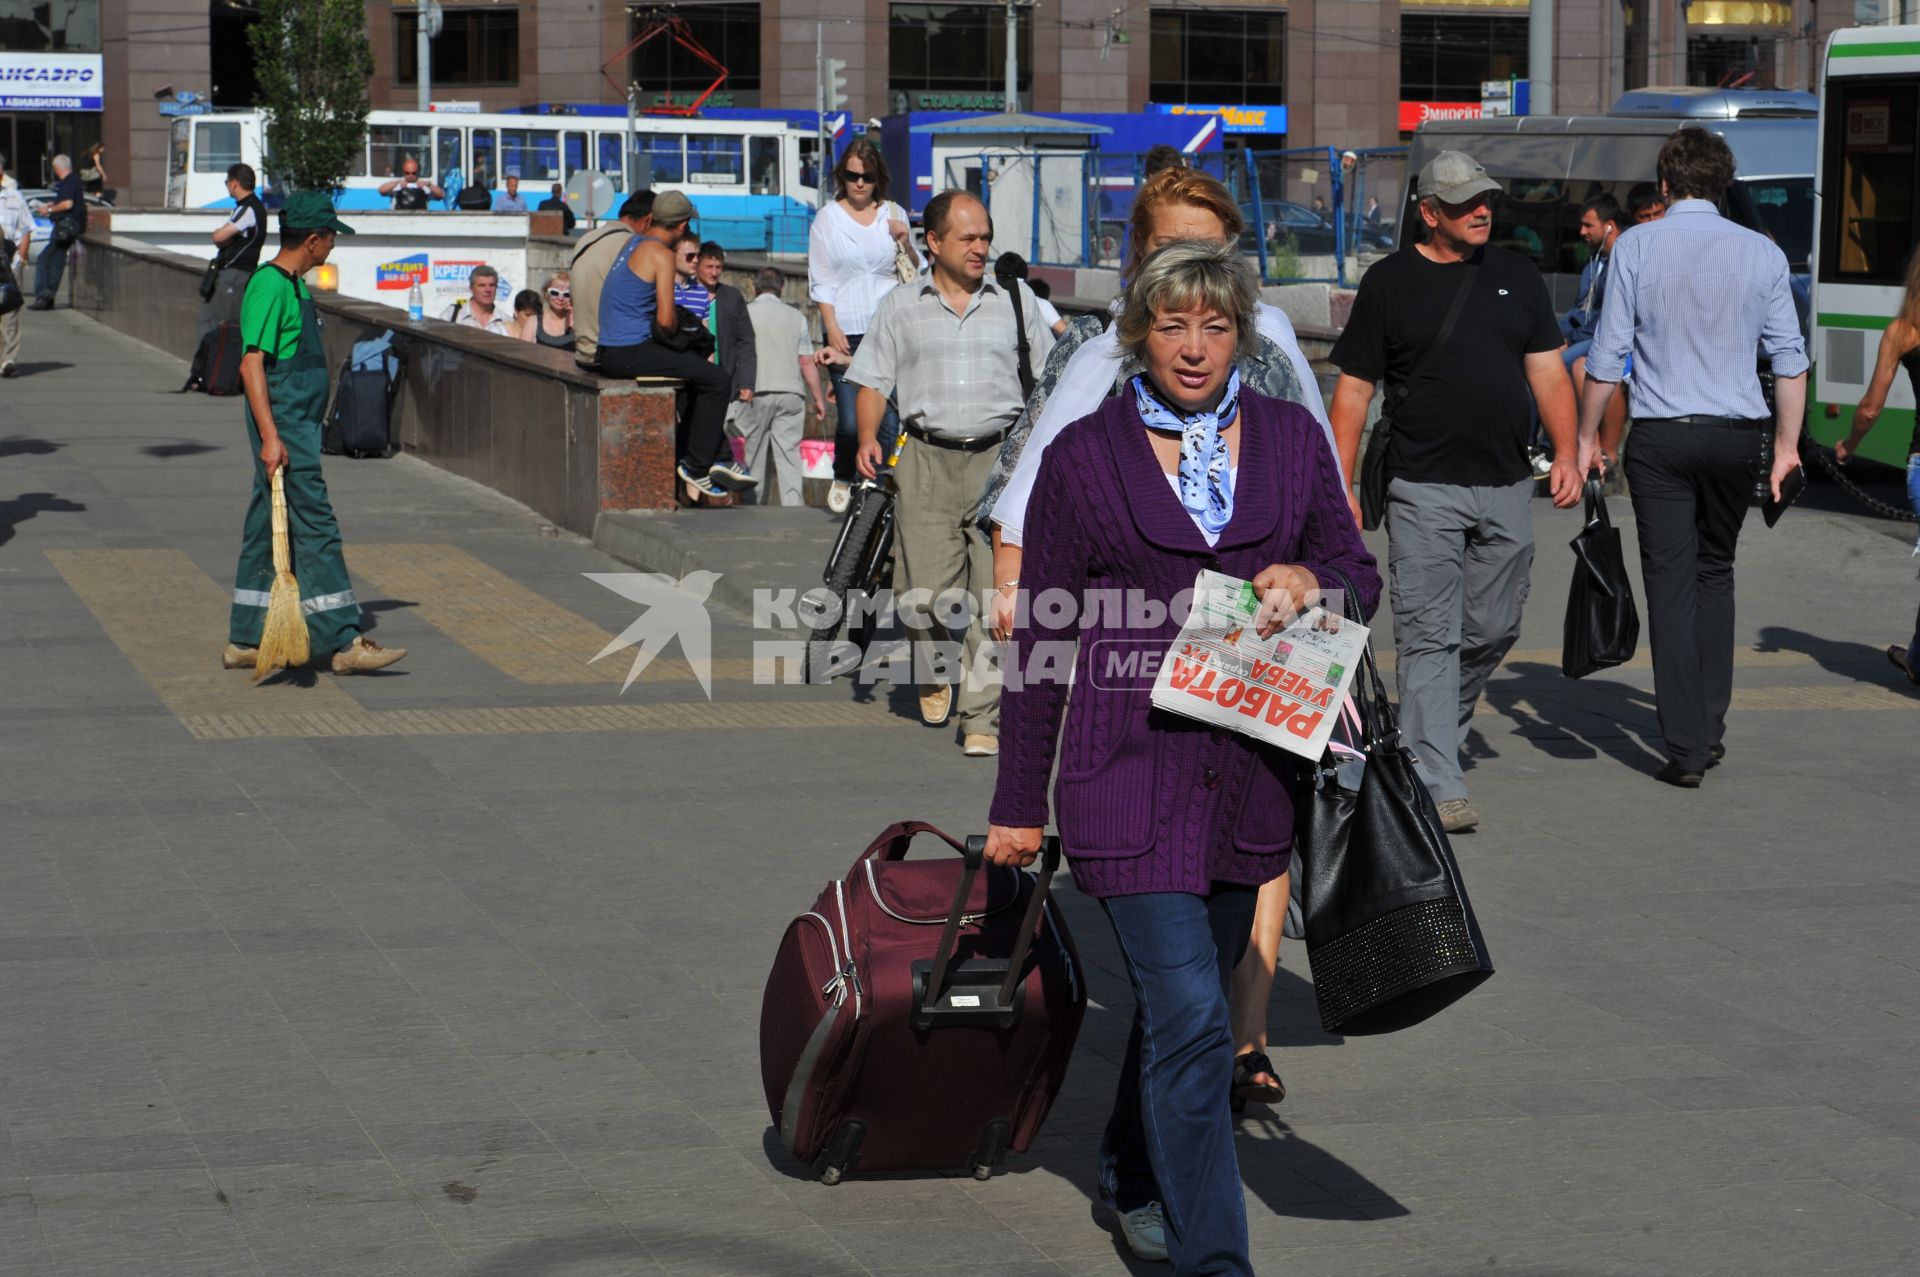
left=547, top=288, right=570, bottom=300
left=843, top=170, right=873, bottom=185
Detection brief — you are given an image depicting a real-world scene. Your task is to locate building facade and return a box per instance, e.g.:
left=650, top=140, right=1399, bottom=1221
left=87, top=1, right=1868, bottom=207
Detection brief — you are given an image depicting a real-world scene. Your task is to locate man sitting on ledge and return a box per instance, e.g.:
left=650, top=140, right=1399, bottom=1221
left=595, top=190, right=756, bottom=504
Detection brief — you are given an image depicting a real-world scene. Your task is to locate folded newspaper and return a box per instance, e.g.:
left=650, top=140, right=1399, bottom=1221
left=1150, top=569, right=1369, bottom=761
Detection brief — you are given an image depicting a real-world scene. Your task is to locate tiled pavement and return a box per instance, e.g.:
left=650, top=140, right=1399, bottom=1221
left=1, top=309, right=1915, bottom=1275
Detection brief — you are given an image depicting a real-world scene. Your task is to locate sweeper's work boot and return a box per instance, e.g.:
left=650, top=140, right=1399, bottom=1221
left=331, top=636, right=406, bottom=674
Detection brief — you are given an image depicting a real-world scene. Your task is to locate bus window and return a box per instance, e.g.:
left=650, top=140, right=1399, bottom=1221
left=639, top=134, right=684, bottom=185
left=169, top=118, right=191, bottom=178
left=1488, top=178, right=1569, bottom=274
left=596, top=134, right=626, bottom=191
left=749, top=136, right=779, bottom=195
left=501, top=128, right=561, bottom=184
left=435, top=128, right=463, bottom=184
left=686, top=134, right=743, bottom=186
left=370, top=124, right=433, bottom=178
left=471, top=129, right=499, bottom=188
left=195, top=121, right=242, bottom=173
left=1823, top=81, right=1917, bottom=284
left=1739, top=177, right=1814, bottom=272
left=563, top=131, right=589, bottom=183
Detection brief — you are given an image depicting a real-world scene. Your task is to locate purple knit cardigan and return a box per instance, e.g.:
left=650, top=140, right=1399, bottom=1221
left=989, top=389, right=1382, bottom=899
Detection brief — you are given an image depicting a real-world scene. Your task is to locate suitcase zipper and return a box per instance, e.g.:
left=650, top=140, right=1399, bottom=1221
left=832, top=881, right=862, bottom=1017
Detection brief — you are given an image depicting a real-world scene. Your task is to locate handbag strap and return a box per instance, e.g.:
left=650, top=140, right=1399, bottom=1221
left=858, top=819, right=967, bottom=863
left=999, top=273, right=1036, bottom=401
left=1583, top=471, right=1609, bottom=527
left=1385, top=259, right=1479, bottom=412
left=1325, top=567, right=1401, bottom=752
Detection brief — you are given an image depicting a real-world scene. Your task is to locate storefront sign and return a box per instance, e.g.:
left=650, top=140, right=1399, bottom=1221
left=1399, top=100, right=1483, bottom=132
left=0, top=52, right=104, bottom=112
left=652, top=92, right=737, bottom=109
left=1151, top=103, right=1288, bottom=135
left=910, top=92, right=1006, bottom=112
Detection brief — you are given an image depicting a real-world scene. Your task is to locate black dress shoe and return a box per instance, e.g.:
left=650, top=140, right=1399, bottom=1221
left=1708, top=743, right=1726, bottom=767
left=1656, top=760, right=1704, bottom=788
left=27, top=298, right=52, bottom=310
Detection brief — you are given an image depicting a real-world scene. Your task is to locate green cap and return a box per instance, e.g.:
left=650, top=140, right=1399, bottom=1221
left=280, top=191, right=355, bottom=236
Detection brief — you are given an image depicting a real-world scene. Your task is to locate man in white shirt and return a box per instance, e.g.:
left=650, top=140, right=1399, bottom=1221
left=494, top=174, right=528, bottom=213
left=736, top=268, right=828, bottom=506
left=443, top=265, right=513, bottom=335
left=0, top=153, right=32, bottom=377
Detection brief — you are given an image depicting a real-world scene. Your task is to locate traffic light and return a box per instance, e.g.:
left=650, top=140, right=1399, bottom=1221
left=826, top=58, right=848, bottom=113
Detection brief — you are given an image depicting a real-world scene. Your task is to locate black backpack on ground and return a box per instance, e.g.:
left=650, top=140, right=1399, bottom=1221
left=323, top=335, right=405, bottom=458
left=181, top=321, right=244, bottom=396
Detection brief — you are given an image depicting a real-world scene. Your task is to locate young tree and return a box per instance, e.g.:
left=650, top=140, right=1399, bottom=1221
left=247, top=0, right=373, bottom=193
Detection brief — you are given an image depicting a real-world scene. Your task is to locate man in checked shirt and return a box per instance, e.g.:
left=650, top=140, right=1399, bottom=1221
left=846, top=190, right=1054, bottom=756
left=1576, top=127, right=1807, bottom=788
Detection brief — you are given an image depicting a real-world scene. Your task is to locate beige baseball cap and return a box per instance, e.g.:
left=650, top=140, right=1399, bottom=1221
left=1414, top=151, right=1502, bottom=205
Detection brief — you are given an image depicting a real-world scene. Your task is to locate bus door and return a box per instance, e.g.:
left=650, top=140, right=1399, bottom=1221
left=563, top=130, right=590, bottom=187
left=748, top=135, right=780, bottom=195
left=436, top=127, right=464, bottom=188
left=595, top=133, right=627, bottom=192
left=470, top=128, right=499, bottom=191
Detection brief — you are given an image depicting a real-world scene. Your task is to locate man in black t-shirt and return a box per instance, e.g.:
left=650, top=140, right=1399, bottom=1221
left=1328, top=150, right=1580, bottom=834
left=200, top=162, right=267, bottom=339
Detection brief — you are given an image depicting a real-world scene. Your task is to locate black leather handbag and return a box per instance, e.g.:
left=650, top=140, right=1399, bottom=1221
left=1562, top=473, right=1640, bottom=678
left=1293, top=587, right=1495, bottom=1034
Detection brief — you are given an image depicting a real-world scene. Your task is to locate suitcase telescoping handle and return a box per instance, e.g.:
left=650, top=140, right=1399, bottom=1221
left=913, top=834, right=1063, bottom=1031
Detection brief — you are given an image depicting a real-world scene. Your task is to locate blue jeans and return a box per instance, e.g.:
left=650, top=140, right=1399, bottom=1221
left=1908, top=456, right=1920, bottom=658
left=34, top=237, right=71, bottom=304
left=830, top=332, right=899, bottom=481
left=1099, top=885, right=1258, bottom=1277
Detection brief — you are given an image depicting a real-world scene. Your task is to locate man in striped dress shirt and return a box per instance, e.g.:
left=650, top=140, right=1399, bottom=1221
left=1576, top=127, right=1807, bottom=788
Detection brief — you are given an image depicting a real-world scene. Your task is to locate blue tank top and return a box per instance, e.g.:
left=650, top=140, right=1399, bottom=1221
left=600, top=236, right=658, bottom=348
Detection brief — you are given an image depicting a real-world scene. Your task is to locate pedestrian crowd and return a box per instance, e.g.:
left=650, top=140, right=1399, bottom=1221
left=38, top=112, right=1896, bottom=1277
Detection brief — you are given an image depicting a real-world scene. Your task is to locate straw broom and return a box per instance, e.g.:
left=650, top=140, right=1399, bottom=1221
left=253, top=465, right=310, bottom=681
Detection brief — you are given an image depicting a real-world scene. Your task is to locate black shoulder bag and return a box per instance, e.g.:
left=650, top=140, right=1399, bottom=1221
left=1358, top=260, right=1478, bottom=531
left=1292, top=570, right=1496, bottom=1034
left=998, top=273, right=1036, bottom=401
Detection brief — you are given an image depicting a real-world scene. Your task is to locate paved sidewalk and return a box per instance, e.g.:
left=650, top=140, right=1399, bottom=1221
left=1, top=309, right=1916, bottom=1276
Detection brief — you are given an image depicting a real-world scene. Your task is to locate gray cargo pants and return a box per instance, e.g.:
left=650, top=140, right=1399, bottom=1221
left=1385, top=477, right=1535, bottom=804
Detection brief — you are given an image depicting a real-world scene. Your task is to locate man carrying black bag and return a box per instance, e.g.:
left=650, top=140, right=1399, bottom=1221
left=1328, top=151, right=1581, bottom=835
left=1574, top=128, right=1807, bottom=788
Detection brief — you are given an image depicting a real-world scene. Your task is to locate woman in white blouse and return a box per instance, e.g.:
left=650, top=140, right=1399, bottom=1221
left=808, top=137, right=918, bottom=511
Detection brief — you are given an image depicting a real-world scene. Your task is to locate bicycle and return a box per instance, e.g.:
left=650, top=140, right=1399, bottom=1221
left=801, top=431, right=905, bottom=683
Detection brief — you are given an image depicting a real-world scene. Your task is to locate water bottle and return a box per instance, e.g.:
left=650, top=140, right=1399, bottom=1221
left=407, top=281, right=424, bottom=325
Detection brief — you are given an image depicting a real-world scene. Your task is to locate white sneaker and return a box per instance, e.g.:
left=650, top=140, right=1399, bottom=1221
left=1529, top=449, right=1553, bottom=479
left=827, top=480, right=851, bottom=514
left=1117, top=1201, right=1168, bottom=1263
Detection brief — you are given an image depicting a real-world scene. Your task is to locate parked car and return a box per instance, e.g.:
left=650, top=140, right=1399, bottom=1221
left=1242, top=200, right=1396, bottom=257
left=14, top=188, right=113, bottom=265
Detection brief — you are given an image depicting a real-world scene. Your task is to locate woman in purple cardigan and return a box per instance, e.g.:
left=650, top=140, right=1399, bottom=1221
left=983, top=240, right=1380, bottom=1275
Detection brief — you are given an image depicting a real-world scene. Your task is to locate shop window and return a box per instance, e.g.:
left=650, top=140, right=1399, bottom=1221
left=890, top=4, right=1032, bottom=98
left=1400, top=14, right=1527, bottom=104
left=397, top=6, right=520, bottom=87
left=1688, top=36, right=1776, bottom=90
left=1148, top=10, right=1285, bottom=106
left=632, top=4, right=760, bottom=107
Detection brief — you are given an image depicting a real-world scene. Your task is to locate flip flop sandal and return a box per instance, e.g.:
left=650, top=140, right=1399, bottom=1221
left=1890, top=646, right=1920, bottom=687
left=1230, top=1050, right=1286, bottom=1114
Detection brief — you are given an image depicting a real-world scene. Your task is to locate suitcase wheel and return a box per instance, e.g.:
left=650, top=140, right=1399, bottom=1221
left=814, top=1119, right=865, bottom=1186
left=970, top=1119, right=1010, bottom=1181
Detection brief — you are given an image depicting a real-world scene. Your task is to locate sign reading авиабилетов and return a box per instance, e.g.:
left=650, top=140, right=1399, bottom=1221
left=0, top=52, right=104, bottom=111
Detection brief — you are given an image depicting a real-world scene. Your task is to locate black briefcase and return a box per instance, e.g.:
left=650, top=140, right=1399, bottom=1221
left=1562, top=474, right=1640, bottom=678
left=1293, top=600, right=1494, bottom=1035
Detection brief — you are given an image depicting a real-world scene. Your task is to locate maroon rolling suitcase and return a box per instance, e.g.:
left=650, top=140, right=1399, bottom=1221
left=759, top=820, right=1087, bottom=1183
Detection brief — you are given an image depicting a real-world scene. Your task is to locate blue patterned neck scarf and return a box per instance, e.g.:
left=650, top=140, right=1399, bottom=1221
left=1133, top=369, right=1241, bottom=536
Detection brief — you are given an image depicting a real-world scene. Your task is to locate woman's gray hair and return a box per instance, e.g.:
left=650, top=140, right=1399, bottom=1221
left=1114, top=239, right=1260, bottom=365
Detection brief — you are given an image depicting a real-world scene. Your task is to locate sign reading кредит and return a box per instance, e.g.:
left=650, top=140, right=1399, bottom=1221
left=0, top=52, right=104, bottom=112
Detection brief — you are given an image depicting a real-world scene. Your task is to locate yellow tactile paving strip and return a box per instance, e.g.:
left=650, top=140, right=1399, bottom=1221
left=47, top=548, right=366, bottom=721
left=344, top=543, right=759, bottom=685
left=50, top=546, right=1915, bottom=741
left=180, top=700, right=911, bottom=740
